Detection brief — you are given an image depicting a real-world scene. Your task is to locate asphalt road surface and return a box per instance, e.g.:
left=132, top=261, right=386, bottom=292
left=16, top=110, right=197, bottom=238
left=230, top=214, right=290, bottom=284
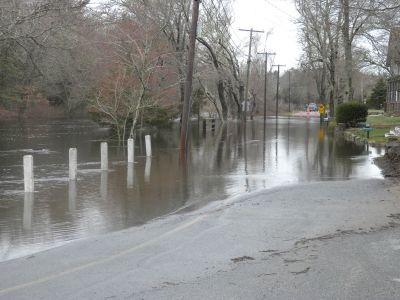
left=0, top=179, right=400, bottom=299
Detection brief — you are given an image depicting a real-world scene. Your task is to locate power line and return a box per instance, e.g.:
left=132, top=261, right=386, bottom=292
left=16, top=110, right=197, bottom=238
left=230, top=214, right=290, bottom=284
left=264, top=0, right=297, bottom=22
left=200, top=1, right=246, bottom=56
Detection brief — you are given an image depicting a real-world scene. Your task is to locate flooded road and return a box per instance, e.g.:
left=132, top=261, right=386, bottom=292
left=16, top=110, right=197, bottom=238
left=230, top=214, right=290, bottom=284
left=0, top=117, right=383, bottom=261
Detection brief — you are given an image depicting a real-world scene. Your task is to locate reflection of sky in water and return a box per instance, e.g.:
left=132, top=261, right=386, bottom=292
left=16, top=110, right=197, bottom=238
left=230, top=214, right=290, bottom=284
left=0, top=117, right=384, bottom=261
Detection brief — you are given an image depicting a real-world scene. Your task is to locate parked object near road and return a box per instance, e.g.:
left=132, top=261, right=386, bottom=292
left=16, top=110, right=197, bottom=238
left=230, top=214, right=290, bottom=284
left=308, top=103, right=317, bottom=112
left=384, top=126, right=400, bottom=138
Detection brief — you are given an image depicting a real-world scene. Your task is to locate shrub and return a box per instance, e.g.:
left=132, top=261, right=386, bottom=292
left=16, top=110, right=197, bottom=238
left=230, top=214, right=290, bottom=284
left=336, top=102, right=368, bottom=127
left=142, top=106, right=177, bottom=128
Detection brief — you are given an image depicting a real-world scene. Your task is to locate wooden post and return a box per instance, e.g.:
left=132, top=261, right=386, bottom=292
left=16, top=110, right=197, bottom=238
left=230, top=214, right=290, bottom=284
left=23, top=155, right=34, bottom=193
left=145, top=135, right=152, bottom=157
left=101, top=142, right=108, bottom=170
left=69, top=148, right=77, bottom=180
left=127, top=138, right=134, bottom=163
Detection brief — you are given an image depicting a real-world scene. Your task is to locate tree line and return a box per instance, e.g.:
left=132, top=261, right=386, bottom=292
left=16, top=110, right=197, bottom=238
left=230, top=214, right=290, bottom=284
left=0, top=0, right=399, bottom=137
left=0, top=0, right=251, bottom=141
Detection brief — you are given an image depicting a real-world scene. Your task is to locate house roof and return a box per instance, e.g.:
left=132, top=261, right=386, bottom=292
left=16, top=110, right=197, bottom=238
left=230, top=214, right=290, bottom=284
left=387, top=28, right=400, bottom=67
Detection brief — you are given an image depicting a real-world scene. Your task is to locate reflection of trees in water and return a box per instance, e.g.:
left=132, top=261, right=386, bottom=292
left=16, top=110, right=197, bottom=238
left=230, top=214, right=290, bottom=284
left=286, top=118, right=290, bottom=158
left=215, top=124, right=227, bottom=169
left=310, top=127, right=365, bottom=179
left=290, top=121, right=367, bottom=181
left=1, top=119, right=379, bottom=261
left=275, top=120, right=278, bottom=168
left=263, top=122, right=267, bottom=172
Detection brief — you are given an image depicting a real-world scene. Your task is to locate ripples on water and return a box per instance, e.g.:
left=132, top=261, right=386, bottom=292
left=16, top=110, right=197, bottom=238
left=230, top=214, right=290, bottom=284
left=0, top=117, right=383, bottom=261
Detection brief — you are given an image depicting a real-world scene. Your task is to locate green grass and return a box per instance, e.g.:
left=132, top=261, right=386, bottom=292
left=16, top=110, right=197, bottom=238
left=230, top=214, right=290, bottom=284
left=348, top=128, right=389, bottom=144
left=368, top=109, right=384, bottom=115
left=345, top=114, right=400, bottom=145
left=367, top=115, right=400, bottom=127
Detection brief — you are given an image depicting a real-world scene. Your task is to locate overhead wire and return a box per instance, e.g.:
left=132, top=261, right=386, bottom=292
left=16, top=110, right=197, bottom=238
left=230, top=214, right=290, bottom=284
left=264, top=0, right=297, bottom=22
left=199, top=0, right=247, bottom=57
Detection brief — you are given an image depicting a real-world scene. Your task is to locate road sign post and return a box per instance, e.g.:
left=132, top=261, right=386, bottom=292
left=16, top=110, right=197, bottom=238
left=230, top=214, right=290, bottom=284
left=319, top=104, right=325, bottom=123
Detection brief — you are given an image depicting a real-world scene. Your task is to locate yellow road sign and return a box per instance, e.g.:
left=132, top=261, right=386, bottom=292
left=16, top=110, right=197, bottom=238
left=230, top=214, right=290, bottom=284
left=318, top=104, right=325, bottom=114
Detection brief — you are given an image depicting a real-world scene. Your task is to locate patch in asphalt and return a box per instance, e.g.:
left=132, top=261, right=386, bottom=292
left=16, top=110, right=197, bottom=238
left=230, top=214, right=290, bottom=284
left=284, top=259, right=304, bottom=264
left=231, top=256, right=255, bottom=263
left=259, top=249, right=278, bottom=253
left=291, top=267, right=310, bottom=275
left=388, top=213, right=400, bottom=220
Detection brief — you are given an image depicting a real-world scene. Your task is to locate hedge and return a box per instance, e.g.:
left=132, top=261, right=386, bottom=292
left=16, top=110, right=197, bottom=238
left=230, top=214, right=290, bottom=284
left=336, top=102, right=368, bottom=127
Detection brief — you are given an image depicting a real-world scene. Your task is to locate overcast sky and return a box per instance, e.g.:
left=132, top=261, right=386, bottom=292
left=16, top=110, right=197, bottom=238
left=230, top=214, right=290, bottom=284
left=232, top=0, right=301, bottom=69
left=88, top=0, right=302, bottom=68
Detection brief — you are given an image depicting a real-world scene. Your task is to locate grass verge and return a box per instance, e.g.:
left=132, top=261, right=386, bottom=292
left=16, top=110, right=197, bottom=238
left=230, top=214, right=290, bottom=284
left=345, top=114, right=400, bottom=145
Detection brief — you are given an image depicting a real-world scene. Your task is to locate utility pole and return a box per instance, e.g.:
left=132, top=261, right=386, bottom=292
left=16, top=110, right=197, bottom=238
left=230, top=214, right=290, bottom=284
left=239, top=28, right=264, bottom=123
left=258, top=51, right=275, bottom=121
left=272, top=64, right=286, bottom=120
left=288, top=70, right=291, bottom=113
left=180, top=0, right=200, bottom=158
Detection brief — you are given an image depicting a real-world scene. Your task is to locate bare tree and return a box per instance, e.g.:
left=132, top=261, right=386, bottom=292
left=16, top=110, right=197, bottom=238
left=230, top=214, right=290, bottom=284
left=195, top=0, right=244, bottom=120
left=0, top=0, right=90, bottom=115
left=295, top=0, right=342, bottom=115
left=89, top=11, right=176, bottom=142
left=110, top=0, right=192, bottom=106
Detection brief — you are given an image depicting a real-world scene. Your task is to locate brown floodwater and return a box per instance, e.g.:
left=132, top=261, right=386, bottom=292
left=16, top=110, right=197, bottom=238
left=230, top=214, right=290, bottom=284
left=0, top=117, right=383, bottom=261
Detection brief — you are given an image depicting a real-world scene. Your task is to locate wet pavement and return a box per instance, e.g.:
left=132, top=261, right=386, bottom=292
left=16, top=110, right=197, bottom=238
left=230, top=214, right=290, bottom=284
left=0, top=117, right=384, bottom=261
left=0, top=178, right=399, bottom=299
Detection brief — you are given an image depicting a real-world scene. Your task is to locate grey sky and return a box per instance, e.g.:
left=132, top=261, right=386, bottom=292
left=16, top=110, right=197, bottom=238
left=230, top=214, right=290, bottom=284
left=233, top=0, right=301, bottom=69
left=88, top=0, right=302, bottom=68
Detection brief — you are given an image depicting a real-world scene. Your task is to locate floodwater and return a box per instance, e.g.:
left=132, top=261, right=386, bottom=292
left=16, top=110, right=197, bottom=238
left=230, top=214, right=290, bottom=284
left=0, top=117, right=383, bottom=261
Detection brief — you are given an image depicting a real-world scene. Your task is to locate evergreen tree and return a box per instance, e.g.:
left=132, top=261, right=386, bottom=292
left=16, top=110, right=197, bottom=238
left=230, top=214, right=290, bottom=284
left=366, top=78, right=387, bottom=109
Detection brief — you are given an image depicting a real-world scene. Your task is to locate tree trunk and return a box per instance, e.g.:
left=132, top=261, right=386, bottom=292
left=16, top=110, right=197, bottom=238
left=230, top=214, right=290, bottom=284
left=197, top=37, right=228, bottom=122
left=217, top=79, right=228, bottom=121
left=341, top=0, right=353, bottom=102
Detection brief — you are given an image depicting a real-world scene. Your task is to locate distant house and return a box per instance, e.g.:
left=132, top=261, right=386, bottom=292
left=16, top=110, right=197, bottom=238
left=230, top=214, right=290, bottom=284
left=386, top=28, right=400, bottom=113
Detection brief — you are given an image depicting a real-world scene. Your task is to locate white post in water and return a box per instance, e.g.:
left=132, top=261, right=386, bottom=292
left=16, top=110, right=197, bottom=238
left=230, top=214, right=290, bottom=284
left=127, top=138, right=134, bottom=163
left=145, top=135, right=152, bottom=157
left=23, top=155, right=34, bottom=193
left=101, top=142, right=108, bottom=170
left=69, top=148, right=77, bottom=180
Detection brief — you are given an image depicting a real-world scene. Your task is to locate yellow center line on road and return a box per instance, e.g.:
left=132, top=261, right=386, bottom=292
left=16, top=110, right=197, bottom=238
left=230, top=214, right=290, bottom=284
left=0, top=215, right=206, bottom=296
